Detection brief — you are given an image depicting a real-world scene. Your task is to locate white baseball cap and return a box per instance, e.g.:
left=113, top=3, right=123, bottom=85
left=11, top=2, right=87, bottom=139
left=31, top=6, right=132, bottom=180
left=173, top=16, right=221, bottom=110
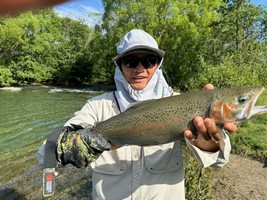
left=113, top=29, right=165, bottom=62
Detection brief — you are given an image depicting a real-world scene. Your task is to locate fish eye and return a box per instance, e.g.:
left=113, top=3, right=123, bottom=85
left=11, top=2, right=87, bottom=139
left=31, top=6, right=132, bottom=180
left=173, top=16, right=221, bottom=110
left=237, top=95, right=249, bottom=104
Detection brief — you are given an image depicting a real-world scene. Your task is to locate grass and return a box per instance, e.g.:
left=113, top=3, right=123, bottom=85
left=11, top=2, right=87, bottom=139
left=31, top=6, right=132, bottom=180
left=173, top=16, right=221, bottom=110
left=183, top=147, right=213, bottom=200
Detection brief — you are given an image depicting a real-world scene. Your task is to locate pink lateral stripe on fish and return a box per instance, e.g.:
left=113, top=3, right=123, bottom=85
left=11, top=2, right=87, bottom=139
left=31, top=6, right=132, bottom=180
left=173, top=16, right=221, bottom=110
left=89, top=86, right=267, bottom=146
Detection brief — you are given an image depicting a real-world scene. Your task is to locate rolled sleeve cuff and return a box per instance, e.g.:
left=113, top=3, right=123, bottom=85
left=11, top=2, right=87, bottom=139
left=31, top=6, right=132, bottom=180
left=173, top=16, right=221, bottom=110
left=185, top=130, right=231, bottom=168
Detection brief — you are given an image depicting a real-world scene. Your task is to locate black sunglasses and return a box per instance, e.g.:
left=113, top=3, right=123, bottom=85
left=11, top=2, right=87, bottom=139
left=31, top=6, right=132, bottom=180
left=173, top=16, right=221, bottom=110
left=121, top=55, right=160, bottom=69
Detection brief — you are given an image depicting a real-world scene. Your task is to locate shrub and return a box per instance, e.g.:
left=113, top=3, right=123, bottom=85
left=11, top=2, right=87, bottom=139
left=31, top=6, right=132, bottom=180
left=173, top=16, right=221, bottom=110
left=0, top=66, right=16, bottom=86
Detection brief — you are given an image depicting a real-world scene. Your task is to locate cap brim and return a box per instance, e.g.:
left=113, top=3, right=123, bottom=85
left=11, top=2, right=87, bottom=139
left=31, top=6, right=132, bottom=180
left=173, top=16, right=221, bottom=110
left=113, top=46, right=165, bottom=61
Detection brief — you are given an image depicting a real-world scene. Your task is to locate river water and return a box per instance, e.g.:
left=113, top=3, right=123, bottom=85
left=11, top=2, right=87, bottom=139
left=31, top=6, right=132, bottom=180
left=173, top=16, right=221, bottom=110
left=0, top=86, right=105, bottom=199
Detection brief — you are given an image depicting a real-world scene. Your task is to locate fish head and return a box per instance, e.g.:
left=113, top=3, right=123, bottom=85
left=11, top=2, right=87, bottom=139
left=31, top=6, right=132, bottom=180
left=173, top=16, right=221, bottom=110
left=209, top=86, right=266, bottom=124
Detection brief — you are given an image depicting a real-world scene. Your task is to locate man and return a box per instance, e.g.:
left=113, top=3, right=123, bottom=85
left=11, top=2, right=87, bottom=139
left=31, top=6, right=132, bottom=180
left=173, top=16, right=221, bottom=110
left=39, top=29, right=237, bottom=199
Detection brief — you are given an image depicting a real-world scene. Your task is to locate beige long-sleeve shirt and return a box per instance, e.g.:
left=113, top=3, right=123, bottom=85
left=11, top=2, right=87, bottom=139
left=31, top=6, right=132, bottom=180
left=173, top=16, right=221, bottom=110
left=38, top=91, right=231, bottom=200
left=64, top=92, right=230, bottom=200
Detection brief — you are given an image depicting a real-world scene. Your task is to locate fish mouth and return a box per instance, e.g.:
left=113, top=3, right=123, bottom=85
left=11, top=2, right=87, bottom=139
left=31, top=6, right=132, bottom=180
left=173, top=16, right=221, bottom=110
left=250, top=106, right=267, bottom=119
left=239, top=86, right=266, bottom=122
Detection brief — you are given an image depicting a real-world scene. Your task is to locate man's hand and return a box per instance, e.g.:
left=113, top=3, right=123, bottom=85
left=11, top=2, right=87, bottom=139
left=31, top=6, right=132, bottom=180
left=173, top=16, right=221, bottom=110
left=183, top=84, right=238, bottom=152
left=57, top=128, right=111, bottom=168
left=0, top=0, right=69, bottom=15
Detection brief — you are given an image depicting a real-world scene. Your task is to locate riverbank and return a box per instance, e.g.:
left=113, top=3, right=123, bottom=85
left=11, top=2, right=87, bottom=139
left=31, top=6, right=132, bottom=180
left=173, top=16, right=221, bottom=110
left=1, top=151, right=266, bottom=199
left=211, top=154, right=267, bottom=200
left=0, top=148, right=93, bottom=200
left=0, top=84, right=116, bottom=92
left=0, top=87, right=22, bottom=91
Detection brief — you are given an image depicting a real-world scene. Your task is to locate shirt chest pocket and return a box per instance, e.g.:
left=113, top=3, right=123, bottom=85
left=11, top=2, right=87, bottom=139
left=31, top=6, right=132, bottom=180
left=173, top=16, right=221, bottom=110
left=143, top=141, right=183, bottom=173
left=91, top=146, right=128, bottom=175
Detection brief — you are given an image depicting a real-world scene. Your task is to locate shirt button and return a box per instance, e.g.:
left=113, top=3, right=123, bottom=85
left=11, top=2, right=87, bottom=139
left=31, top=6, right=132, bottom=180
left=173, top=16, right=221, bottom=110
left=135, top=174, right=138, bottom=179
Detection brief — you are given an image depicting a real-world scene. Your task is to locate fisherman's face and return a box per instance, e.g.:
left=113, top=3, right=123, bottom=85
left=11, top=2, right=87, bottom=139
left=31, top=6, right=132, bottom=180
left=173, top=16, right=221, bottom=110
left=120, top=53, right=159, bottom=90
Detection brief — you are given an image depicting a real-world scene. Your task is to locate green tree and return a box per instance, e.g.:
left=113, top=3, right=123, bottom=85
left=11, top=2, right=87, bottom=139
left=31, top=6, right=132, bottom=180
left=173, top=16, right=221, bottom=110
left=199, top=0, right=267, bottom=88
left=52, top=16, right=93, bottom=84
left=0, top=9, right=94, bottom=86
left=0, top=66, right=14, bottom=86
left=0, top=10, right=61, bottom=85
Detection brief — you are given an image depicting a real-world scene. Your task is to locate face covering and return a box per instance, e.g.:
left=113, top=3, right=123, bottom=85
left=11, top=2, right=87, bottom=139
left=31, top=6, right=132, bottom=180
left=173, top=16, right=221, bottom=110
left=114, top=60, right=173, bottom=112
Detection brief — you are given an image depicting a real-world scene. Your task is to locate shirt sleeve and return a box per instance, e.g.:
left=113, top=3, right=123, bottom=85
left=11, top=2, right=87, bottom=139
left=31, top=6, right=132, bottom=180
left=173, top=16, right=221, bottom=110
left=64, top=92, right=118, bottom=128
left=64, top=99, right=99, bottom=128
left=185, top=129, right=231, bottom=168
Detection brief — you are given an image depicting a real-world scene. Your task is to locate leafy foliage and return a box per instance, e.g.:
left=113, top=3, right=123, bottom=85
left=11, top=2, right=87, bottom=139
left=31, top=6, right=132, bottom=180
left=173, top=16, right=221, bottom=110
left=0, top=9, right=93, bottom=86
left=183, top=145, right=213, bottom=200
left=0, top=65, right=14, bottom=86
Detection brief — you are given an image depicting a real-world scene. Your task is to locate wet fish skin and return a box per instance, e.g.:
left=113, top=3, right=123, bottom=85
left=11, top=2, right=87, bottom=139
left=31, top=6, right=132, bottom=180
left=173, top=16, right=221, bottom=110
left=91, top=86, right=266, bottom=146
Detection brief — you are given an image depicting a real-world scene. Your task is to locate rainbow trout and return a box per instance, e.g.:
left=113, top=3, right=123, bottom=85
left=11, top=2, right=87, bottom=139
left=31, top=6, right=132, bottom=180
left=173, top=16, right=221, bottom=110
left=91, top=86, right=267, bottom=145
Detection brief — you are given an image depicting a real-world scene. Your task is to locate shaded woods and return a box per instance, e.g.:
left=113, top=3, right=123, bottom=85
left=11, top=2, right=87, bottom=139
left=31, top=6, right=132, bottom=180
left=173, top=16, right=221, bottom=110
left=0, top=0, right=266, bottom=89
